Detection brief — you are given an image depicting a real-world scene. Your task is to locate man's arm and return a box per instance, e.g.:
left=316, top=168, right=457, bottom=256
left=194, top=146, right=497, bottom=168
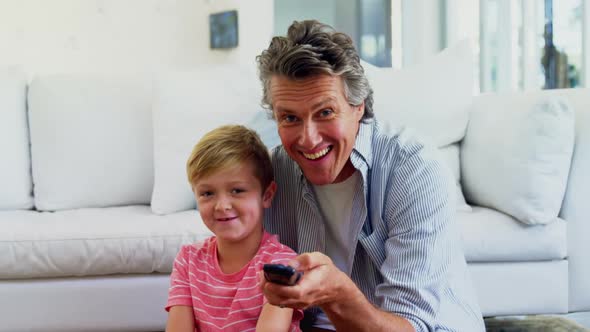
left=166, top=306, right=195, bottom=332
left=260, top=253, right=415, bottom=332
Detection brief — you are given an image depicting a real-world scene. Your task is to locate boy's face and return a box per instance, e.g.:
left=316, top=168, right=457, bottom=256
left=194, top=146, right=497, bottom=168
left=192, top=161, right=276, bottom=245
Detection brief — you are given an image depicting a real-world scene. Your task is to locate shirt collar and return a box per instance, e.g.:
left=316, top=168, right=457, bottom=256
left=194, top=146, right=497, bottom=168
left=351, top=120, right=374, bottom=169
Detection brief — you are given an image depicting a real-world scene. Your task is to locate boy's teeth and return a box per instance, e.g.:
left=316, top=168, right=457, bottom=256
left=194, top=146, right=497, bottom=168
left=303, top=147, right=330, bottom=160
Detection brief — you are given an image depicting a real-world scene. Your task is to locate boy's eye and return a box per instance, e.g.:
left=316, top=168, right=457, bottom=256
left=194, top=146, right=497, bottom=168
left=231, top=188, right=245, bottom=194
left=199, top=191, right=212, bottom=197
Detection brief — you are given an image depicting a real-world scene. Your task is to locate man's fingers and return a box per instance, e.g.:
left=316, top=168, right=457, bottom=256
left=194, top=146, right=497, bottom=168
left=263, top=252, right=336, bottom=310
left=262, top=282, right=296, bottom=305
left=289, top=251, right=332, bottom=271
left=263, top=283, right=308, bottom=309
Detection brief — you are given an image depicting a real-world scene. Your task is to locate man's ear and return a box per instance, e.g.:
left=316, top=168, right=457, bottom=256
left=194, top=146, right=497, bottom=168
left=262, top=181, right=277, bottom=208
left=354, top=101, right=365, bottom=121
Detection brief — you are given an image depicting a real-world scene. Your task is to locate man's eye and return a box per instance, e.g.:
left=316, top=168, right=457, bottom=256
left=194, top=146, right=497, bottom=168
left=283, top=115, right=298, bottom=123
left=320, top=109, right=334, bottom=117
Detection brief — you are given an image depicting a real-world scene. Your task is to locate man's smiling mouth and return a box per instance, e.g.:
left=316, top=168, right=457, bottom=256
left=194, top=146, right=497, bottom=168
left=302, top=146, right=332, bottom=160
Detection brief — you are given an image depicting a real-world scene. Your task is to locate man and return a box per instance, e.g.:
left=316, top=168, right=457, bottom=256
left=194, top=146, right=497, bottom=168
left=258, top=20, right=485, bottom=332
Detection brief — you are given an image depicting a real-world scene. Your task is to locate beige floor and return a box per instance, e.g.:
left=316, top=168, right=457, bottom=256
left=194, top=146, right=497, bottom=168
left=560, top=312, right=590, bottom=329
left=484, top=312, right=590, bottom=331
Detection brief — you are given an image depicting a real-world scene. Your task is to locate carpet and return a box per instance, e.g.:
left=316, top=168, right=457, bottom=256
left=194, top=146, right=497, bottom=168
left=485, top=315, right=590, bottom=332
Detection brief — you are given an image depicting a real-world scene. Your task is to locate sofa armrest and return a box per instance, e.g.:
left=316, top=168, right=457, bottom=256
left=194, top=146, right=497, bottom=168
left=557, top=88, right=590, bottom=311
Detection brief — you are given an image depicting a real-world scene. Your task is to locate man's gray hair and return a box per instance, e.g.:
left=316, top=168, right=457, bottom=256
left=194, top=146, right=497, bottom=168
left=256, top=20, right=374, bottom=122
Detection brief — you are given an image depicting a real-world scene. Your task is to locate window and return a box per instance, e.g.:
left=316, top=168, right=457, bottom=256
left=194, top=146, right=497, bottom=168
left=274, top=0, right=589, bottom=91
left=274, top=0, right=393, bottom=67
left=458, top=0, right=586, bottom=92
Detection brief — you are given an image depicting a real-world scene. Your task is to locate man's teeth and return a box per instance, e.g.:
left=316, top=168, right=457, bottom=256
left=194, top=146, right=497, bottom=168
left=303, top=147, right=331, bottom=160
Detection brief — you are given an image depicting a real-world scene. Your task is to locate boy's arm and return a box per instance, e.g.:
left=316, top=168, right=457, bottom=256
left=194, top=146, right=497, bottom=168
left=256, top=303, right=294, bottom=332
left=166, top=306, right=196, bottom=332
left=166, top=245, right=198, bottom=332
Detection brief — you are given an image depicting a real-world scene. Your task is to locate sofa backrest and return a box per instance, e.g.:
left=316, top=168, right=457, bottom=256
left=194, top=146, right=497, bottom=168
left=557, top=88, right=590, bottom=222
left=0, top=67, right=33, bottom=210
left=462, top=88, right=586, bottom=226
left=28, top=74, right=154, bottom=211
left=553, top=88, right=590, bottom=311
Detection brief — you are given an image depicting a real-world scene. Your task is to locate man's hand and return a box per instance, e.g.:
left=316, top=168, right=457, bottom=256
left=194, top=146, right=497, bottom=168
left=259, top=252, right=415, bottom=332
left=259, top=252, right=353, bottom=310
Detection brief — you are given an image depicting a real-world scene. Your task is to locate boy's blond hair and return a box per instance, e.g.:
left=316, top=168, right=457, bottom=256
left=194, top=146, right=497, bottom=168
left=187, top=125, right=274, bottom=190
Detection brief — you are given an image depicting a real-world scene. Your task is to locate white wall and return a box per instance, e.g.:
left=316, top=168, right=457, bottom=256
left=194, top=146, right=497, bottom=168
left=0, top=0, right=273, bottom=77
left=209, top=0, right=274, bottom=67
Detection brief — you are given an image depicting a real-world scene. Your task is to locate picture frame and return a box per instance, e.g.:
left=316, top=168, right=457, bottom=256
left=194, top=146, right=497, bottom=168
left=209, top=10, right=238, bottom=49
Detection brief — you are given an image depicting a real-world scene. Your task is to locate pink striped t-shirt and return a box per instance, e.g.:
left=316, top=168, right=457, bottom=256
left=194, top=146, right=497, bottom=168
left=166, top=231, right=303, bottom=332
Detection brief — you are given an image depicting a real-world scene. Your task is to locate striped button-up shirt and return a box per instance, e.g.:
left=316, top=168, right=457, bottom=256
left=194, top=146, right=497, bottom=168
left=264, top=120, right=485, bottom=332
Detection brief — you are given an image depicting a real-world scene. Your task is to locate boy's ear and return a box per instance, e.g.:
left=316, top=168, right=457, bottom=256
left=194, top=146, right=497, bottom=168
left=262, top=181, right=277, bottom=208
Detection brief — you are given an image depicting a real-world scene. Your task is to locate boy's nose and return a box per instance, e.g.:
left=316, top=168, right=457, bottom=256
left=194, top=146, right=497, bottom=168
left=215, top=196, right=231, bottom=211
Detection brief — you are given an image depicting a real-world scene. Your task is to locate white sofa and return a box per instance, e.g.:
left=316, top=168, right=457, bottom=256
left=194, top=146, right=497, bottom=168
left=1, top=56, right=589, bottom=331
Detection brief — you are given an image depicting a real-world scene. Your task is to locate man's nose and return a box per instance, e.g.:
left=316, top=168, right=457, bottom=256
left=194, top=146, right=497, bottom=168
left=298, top=121, right=321, bottom=148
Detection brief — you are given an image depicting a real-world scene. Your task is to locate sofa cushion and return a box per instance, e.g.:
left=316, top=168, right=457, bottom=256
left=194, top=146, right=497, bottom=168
left=459, top=207, right=566, bottom=262
left=437, top=143, right=471, bottom=212
left=364, top=39, right=474, bottom=148
left=363, top=41, right=474, bottom=212
left=0, top=67, right=33, bottom=210
left=0, top=206, right=212, bottom=279
left=151, top=65, right=262, bottom=215
left=28, top=75, right=155, bottom=211
left=469, top=260, right=568, bottom=316
left=247, top=110, right=282, bottom=150
left=462, top=94, right=575, bottom=225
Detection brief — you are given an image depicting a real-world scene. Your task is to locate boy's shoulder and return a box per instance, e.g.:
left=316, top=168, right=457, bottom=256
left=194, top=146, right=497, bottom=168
left=177, top=236, right=216, bottom=259
left=254, top=232, right=298, bottom=265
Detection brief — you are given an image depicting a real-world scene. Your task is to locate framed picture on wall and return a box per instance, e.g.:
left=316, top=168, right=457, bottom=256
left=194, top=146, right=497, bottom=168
left=209, top=10, right=238, bottom=49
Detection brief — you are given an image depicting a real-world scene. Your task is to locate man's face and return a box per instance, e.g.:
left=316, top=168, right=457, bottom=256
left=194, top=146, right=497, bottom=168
left=270, top=74, right=364, bottom=185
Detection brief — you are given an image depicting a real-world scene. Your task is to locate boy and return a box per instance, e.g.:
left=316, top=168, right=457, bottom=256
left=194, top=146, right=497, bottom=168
left=165, top=125, right=303, bottom=332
